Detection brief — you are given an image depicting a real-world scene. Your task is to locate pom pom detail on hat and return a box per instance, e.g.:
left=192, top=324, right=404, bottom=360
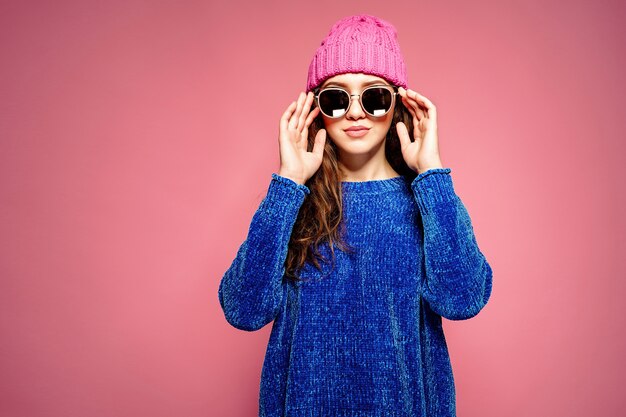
left=306, top=14, right=408, bottom=92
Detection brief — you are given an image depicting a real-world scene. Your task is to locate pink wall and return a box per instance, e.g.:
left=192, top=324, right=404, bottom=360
left=1, top=0, right=624, bottom=416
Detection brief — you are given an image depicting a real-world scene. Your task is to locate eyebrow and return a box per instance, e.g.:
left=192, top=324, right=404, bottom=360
left=322, top=79, right=390, bottom=88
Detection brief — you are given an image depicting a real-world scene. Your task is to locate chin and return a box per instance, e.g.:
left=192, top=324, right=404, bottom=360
left=328, top=129, right=387, bottom=149
left=334, top=140, right=384, bottom=156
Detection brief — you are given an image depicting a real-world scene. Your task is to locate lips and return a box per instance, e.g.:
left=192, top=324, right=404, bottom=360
left=343, top=126, right=371, bottom=138
left=344, top=126, right=370, bottom=132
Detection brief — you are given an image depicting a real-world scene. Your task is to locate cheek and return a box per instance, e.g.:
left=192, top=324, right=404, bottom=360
left=321, top=115, right=335, bottom=126
left=375, top=117, right=394, bottom=134
left=322, top=117, right=342, bottom=133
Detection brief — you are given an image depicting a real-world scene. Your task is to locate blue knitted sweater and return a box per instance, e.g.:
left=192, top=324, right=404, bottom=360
left=218, top=168, right=493, bottom=417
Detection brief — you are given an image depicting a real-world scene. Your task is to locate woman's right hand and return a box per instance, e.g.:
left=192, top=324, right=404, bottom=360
left=277, top=91, right=326, bottom=185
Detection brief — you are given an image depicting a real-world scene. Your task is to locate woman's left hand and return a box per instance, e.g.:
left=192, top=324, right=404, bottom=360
left=396, top=87, right=444, bottom=174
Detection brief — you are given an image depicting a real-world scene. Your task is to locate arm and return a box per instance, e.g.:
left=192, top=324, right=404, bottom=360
left=411, top=168, right=493, bottom=320
left=218, top=173, right=310, bottom=331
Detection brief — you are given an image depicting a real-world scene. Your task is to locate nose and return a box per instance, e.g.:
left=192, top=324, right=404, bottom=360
left=346, top=94, right=366, bottom=119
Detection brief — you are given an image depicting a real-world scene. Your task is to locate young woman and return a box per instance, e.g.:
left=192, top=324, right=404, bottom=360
left=218, top=14, right=493, bottom=417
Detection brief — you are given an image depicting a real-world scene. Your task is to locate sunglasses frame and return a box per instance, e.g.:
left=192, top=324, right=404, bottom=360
left=313, top=84, right=399, bottom=119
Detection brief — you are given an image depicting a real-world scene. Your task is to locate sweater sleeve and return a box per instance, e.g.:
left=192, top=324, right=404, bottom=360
left=218, top=173, right=310, bottom=331
left=411, top=168, right=493, bottom=320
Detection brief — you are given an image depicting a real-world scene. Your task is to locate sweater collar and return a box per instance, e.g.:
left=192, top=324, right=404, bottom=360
left=340, top=175, right=409, bottom=194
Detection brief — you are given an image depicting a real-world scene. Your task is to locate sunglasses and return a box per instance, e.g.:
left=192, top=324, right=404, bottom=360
left=313, top=84, right=399, bottom=118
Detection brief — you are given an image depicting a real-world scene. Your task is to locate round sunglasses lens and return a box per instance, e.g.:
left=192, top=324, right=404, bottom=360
left=362, top=87, right=393, bottom=116
left=319, top=89, right=350, bottom=117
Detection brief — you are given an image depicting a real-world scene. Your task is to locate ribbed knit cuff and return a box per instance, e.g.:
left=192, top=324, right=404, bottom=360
left=270, top=173, right=311, bottom=195
left=258, top=174, right=310, bottom=220
left=410, top=168, right=457, bottom=214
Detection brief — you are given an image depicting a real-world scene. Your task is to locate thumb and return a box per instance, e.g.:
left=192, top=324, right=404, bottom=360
left=311, top=128, right=326, bottom=159
left=396, top=122, right=411, bottom=150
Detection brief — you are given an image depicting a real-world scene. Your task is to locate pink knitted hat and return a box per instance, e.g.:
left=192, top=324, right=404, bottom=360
left=306, top=14, right=408, bottom=92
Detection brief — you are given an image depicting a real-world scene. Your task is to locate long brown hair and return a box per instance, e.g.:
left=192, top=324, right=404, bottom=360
left=283, top=94, right=417, bottom=283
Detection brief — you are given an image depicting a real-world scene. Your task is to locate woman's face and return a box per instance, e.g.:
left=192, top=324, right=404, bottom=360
left=318, top=73, right=395, bottom=159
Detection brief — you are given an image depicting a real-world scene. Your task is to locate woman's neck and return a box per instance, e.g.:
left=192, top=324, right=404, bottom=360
left=338, top=160, right=400, bottom=182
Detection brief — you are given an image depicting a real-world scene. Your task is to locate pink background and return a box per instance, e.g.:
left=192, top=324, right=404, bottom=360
left=1, top=0, right=625, bottom=416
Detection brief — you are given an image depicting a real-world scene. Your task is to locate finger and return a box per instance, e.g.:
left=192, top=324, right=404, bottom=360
left=401, top=95, right=423, bottom=121
left=311, top=128, right=326, bottom=159
left=398, top=105, right=423, bottom=142
left=280, top=101, right=297, bottom=137
left=297, top=92, right=314, bottom=132
left=408, top=89, right=435, bottom=108
left=303, top=105, right=320, bottom=130
left=289, top=92, right=306, bottom=130
left=299, top=105, right=321, bottom=147
left=399, top=88, right=423, bottom=117
left=299, top=123, right=308, bottom=148
left=396, top=122, right=412, bottom=148
left=401, top=93, right=425, bottom=120
left=297, top=135, right=307, bottom=152
left=406, top=89, right=436, bottom=119
left=399, top=87, right=428, bottom=117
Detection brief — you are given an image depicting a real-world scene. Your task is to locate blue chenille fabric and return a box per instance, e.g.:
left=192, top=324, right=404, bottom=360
left=218, top=168, right=493, bottom=417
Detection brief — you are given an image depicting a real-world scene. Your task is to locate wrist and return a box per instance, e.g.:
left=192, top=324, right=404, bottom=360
left=277, top=170, right=306, bottom=186
left=415, top=159, right=444, bottom=174
left=417, top=165, right=444, bottom=174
